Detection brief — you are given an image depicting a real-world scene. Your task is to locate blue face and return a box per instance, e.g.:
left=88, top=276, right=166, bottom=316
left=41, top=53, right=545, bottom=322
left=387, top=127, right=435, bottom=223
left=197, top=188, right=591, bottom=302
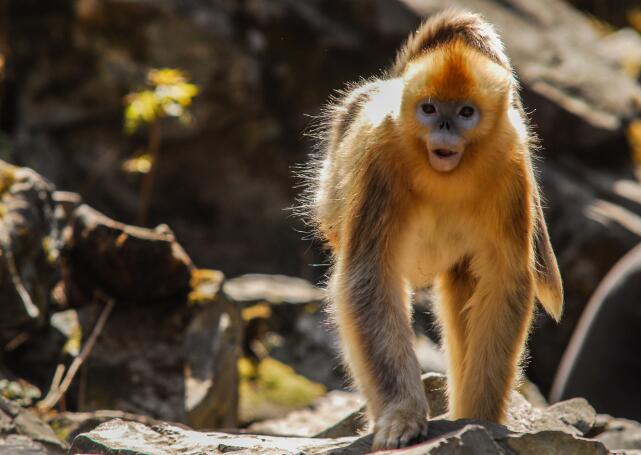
left=415, top=99, right=480, bottom=172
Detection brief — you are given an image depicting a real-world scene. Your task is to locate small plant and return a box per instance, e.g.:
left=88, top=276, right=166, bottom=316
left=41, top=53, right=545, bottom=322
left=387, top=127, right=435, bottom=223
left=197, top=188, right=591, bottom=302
left=123, top=68, right=199, bottom=225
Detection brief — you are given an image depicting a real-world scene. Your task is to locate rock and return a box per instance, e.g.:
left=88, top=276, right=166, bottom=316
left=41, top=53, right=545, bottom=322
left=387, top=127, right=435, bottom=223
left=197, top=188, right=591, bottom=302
left=223, top=274, right=325, bottom=306
left=590, top=414, right=641, bottom=451
left=249, top=391, right=363, bottom=437
left=69, top=415, right=612, bottom=455
left=0, top=396, right=66, bottom=454
left=62, top=204, right=194, bottom=305
left=73, top=267, right=241, bottom=428
left=526, top=157, right=641, bottom=392
left=69, top=419, right=355, bottom=455
left=547, top=398, right=597, bottom=436
left=225, top=274, right=344, bottom=391
left=0, top=435, right=61, bottom=455
left=422, top=373, right=449, bottom=418
left=185, top=270, right=242, bottom=429
left=595, top=28, right=641, bottom=75
left=238, top=357, right=326, bottom=425
left=376, top=424, right=504, bottom=454
left=47, top=409, right=177, bottom=444
left=503, top=430, right=608, bottom=455
left=310, top=372, right=596, bottom=441
left=0, top=160, right=61, bottom=332
left=550, top=243, right=641, bottom=422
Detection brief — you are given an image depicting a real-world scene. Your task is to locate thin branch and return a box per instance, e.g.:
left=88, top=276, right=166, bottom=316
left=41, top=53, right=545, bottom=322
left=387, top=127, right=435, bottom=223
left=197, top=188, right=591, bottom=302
left=39, top=363, right=66, bottom=408
left=37, top=299, right=115, bottom=412
left=137, top=121, right=162, bottom=226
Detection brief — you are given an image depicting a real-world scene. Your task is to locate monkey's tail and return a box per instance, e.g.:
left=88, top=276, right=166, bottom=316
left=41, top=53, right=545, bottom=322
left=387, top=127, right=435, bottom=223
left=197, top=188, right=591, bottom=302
left=533, top=202, right=564, bottom=322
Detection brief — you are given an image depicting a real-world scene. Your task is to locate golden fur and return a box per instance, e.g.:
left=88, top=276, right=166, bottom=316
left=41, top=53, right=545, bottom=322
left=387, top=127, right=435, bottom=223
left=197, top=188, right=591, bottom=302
left=302, top=9, right=563, bottom=450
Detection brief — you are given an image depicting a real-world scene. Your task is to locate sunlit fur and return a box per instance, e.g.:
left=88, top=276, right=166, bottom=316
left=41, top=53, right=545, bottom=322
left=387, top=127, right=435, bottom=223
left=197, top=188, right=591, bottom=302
left=301, top=9, right=563, bottom=450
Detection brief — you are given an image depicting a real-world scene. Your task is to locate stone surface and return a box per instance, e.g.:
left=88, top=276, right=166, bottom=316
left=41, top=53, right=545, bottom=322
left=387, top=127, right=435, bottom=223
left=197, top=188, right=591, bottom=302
left=0, top=160, right=61, bottom=332
left=224, top=274, right=325, bottom=306
left=590, top=414, right=641, bottom=451
left=62, top=204, right=194, bottom=305
left=69, top=415, right=613, bottom=455
left=551, top=243, right=641, bottom=422
left=249, top=391, right=363, bottom=437
left=184, top=275, right=242, bottom=429
left=73, top=270, right=241, bottom=428
left=0, top=397, right=66, bottom=454
left=226, top=273, right=344, bottom=391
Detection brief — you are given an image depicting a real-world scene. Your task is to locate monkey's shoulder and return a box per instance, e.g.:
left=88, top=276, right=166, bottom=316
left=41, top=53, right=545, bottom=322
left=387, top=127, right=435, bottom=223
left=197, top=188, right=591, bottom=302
left=329, top=78, right=404, bottom=148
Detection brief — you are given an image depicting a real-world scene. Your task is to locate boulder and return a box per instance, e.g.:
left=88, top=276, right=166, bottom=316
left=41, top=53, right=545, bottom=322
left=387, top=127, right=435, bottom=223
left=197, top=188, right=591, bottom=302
left=61, top=204, right=194, bottom=305
left=71, top=266, right=241, bottom=429
left=225, top=274, right=345, bottom=391
left=551, top=243, right=641, bottom=422
left=0, top=160, right=61, bottom=333
left=590, top=414, right=641, bottom=451
left=0, top=396, right=66, bottom=454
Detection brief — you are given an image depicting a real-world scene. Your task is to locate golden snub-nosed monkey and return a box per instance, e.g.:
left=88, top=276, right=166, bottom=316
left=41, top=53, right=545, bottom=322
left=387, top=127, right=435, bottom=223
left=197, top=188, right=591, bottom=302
left=300, top=9, right=563, bottom=451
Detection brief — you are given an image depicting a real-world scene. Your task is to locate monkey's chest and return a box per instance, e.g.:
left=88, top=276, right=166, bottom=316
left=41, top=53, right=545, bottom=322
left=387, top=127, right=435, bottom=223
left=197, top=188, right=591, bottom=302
left=404, top=217, right=470, bottom=287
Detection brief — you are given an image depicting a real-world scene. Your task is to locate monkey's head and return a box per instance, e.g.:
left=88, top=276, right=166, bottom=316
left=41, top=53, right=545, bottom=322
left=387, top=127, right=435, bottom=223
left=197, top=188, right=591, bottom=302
left=399, top=41, right=512, bottom=173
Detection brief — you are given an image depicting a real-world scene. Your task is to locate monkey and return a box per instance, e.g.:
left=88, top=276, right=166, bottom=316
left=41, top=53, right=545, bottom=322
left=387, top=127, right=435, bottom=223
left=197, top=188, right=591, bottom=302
left=300, top=9, right=564, bottom=450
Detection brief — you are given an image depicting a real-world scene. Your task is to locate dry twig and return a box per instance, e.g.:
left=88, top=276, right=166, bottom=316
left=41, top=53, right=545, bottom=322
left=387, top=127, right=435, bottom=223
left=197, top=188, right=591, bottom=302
left=37, top=299, right=115, bottom=412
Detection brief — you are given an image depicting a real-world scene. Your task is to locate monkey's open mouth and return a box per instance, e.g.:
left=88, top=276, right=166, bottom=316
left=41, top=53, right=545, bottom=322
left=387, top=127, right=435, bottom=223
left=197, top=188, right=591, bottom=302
left=428, top=148, right=462, bottom=172
left=433, top=149, right=456, bottom=158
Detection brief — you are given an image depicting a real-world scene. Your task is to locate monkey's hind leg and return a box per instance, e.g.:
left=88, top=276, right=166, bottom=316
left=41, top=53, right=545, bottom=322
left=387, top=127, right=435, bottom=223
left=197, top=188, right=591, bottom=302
left=437, top=260, right=476, bottom=417
left=450, top=267, right=534, bottom=422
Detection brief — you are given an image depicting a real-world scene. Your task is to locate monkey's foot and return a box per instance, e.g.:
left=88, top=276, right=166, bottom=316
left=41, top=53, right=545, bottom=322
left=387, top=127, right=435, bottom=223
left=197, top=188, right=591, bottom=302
left=371, top=410, right=429, bottom=451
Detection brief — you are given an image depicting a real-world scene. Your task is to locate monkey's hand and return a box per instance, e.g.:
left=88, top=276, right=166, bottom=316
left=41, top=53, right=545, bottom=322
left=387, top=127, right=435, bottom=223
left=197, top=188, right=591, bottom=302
left=372, top=405, right=429, bottom=451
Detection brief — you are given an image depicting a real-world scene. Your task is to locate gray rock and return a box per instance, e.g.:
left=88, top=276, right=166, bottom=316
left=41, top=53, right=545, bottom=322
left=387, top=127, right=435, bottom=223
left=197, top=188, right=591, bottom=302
left=69, top=419, right=356, bottom=455
left=0, top=434, right=60, bottom=455
left=376, top=424, right=505, bottom=454
left=74, top=268, right=241, bottom=429
left=62, top=204, right=194, bottom=304
left=223, top=274, right=325, bottom=306
left=547, top=398, right=597, bottom=436
left=0, top=397, right=66, bottom=454
left=225, top=273, right=345, bottom=391
left=69, top=416, right=612, bottom=455
left=250, top=391, right=363, bottom=438
left=185, top=281, right=242, bottom=429
left=590, top=414, right=641, bottom=451
left=0, top=161, right=60, bottom=332
left=502, top=431, right=608, bottom=455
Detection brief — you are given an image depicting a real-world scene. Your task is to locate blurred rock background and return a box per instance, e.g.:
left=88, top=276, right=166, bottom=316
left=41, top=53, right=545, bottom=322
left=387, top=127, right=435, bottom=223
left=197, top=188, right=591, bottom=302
left=0, top=0, right=641, bottom=453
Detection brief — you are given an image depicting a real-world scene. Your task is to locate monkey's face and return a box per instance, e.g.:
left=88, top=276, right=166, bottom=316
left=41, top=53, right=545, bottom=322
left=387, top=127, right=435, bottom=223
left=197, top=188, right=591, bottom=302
left=400, top=42, right=511, bottom=174
left=414, top=98, right=479, bottom=172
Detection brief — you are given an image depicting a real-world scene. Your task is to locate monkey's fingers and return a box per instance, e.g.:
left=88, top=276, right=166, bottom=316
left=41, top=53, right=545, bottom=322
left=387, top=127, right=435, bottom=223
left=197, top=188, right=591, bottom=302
left=371, top=412, right=429, bottom=451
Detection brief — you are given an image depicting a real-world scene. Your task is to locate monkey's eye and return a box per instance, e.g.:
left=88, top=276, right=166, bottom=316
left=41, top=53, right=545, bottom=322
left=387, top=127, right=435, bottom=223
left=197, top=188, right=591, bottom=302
left=420, top=103, right=437, bottom=115
left=458, top=106, right=475, bottom=118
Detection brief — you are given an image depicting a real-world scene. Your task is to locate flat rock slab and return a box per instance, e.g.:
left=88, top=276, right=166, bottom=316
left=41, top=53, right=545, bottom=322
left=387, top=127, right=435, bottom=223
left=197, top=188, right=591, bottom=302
left=69, top=416, right=613, bottom=455
left=223, top=274, right=325, bottom=306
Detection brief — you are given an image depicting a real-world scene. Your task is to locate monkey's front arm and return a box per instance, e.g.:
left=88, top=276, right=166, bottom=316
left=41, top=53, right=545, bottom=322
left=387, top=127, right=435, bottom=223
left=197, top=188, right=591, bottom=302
left=329, top=164, right=429, bottom=450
